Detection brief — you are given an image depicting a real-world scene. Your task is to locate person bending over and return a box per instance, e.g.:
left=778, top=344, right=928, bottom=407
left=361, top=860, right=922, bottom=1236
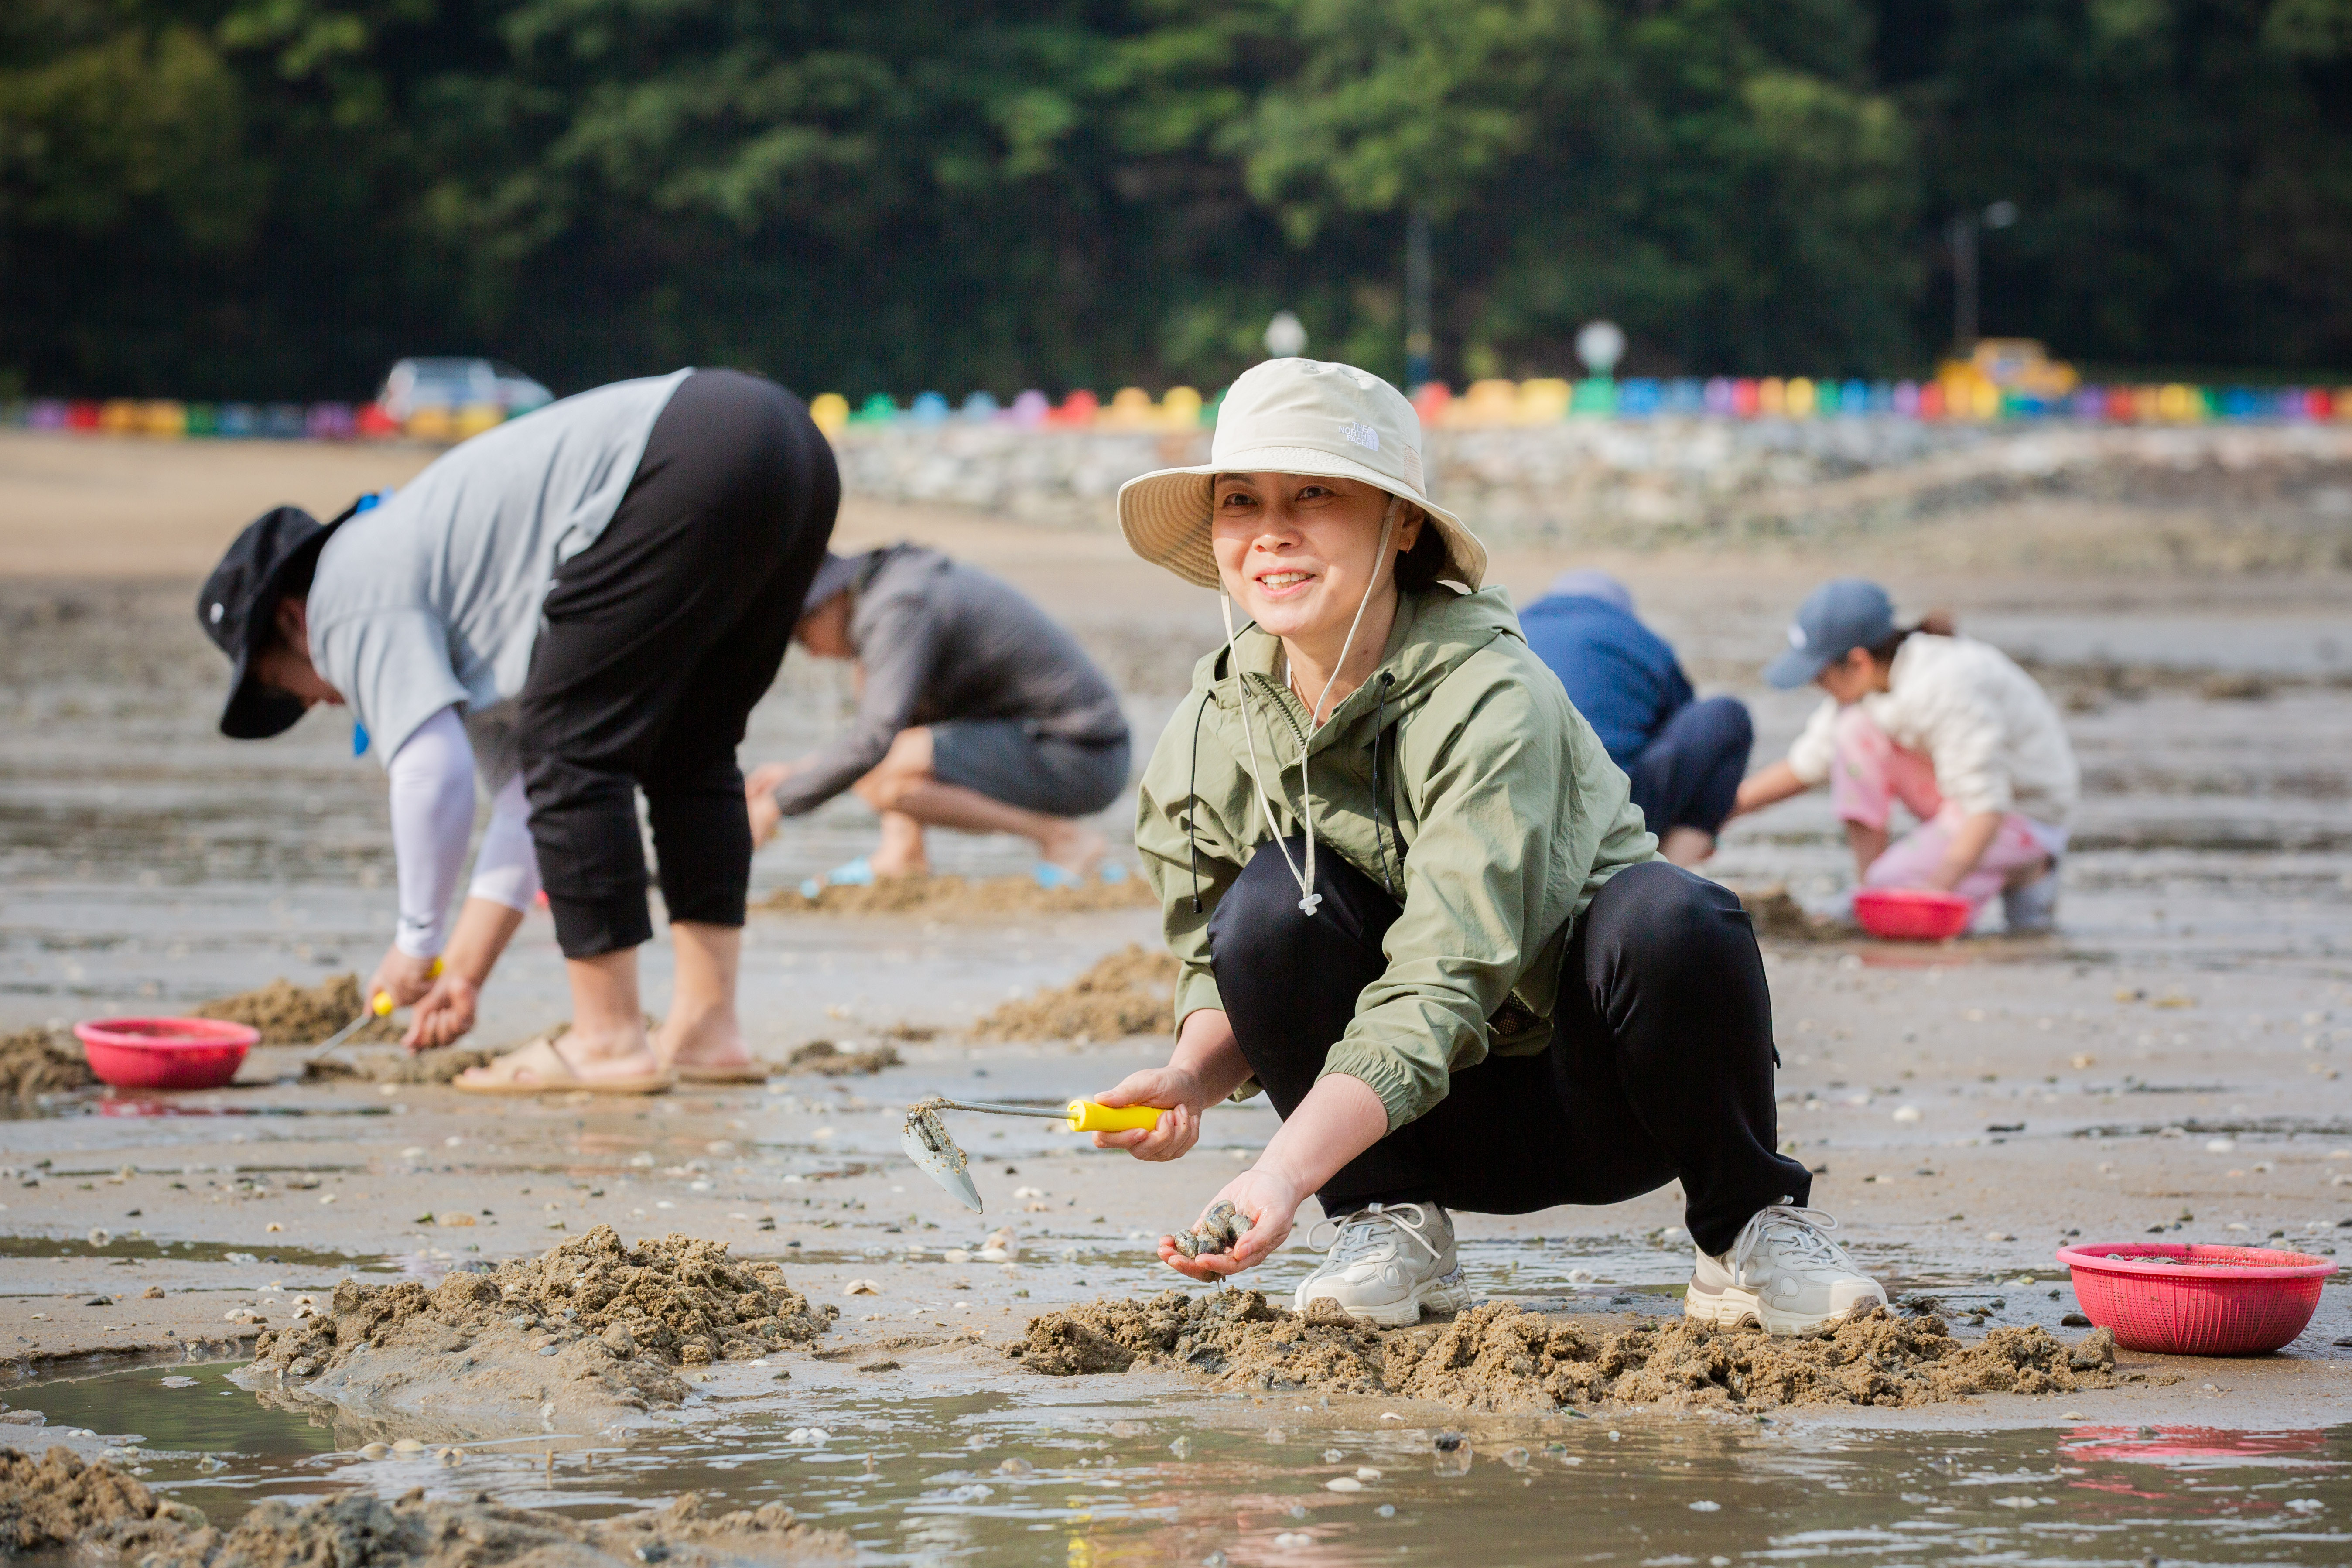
left=1518, top=569, right=1753, bottom=867
left=1729, top=579, right=2075, bottom=932
left=1080, top=356, right=1884, bottom=1334
left=200, top=368, right=837, bottom=1090
left=745, top=545, right=1131, bottom=886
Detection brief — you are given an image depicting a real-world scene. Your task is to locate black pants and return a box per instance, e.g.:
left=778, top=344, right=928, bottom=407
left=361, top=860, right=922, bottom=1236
left=1626, top=696, right=1753, bottom=839
left=518, top=370, right=838, bottom=957
left=1208, top=844, right=1808, bottom=1257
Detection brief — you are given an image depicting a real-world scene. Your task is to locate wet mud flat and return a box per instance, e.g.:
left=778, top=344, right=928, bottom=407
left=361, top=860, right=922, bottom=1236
left=0, top=1443, right=852, bottom=1565
left=4, top=496, right=2352, bottom=1560
left=12, top=1349, right=2352, bottom=1566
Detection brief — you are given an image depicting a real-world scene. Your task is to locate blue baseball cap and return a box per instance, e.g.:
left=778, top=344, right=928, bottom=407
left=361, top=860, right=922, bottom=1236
left=1764, top=578, right=1895, bottom=688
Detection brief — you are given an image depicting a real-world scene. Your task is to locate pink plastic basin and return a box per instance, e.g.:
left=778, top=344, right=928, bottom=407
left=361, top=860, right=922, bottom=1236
left=2057, top=1242, right=2338, bottom=1356
left=1854, top=886, right=1973, bottom=941
left=73, top=1017, right=256, bottom=1091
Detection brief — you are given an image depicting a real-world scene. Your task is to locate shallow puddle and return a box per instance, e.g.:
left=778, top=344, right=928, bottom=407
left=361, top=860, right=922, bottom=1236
left=19, top=1360, right=2350, bottom=1565
left=0, top=1235, right=383, bottom=1270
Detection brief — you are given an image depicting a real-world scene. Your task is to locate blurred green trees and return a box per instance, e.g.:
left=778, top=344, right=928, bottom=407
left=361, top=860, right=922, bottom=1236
left=2, top=0, right=2345, bottom=399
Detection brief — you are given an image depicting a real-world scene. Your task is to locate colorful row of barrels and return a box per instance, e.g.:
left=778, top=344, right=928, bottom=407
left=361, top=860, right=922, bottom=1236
left=808, top=376, right=2352, bottom=434
left=12, top=378, right=2347, bottom=444
left=0, top=399, right=511, bottom=441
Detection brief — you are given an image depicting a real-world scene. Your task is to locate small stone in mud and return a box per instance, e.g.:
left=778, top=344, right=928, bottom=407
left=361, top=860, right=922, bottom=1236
left=996, top=1457, right=1033, bottom=1475
left=141, top=1287, right=164, bottom=1300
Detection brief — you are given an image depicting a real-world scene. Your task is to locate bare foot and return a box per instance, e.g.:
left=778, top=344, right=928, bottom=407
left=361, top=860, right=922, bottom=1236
left=1658, top=826, right=1717, bottom=867
left=1036, top=822, right=1108, bottom=879
left=656, top=1004, right=755, bottom=1073
left=550, top=1019, right=664, bottom=1073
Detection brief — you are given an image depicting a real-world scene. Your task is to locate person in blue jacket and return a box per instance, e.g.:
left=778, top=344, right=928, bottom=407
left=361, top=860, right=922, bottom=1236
left=1518, top=570, right=1752, bottom=867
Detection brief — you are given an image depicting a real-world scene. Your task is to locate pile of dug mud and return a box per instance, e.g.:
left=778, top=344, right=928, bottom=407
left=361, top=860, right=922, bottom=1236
left=195, top=974, right=401, bottom=1046
left=1012, top=1293, right=2117, bottom=1412
left=251, top=1227, right=834, bottom=1438
left=0, top=1446, right=850, bottom=1565
left=0, top=1026, right=96, bottom=1102
left=1733, top=885, right=1836, bottom=943
left=763, top=872, right=1153, bottom=918
left=304, top=1046, right=497, bottom=1084
left=970, top=945, right=1177, bottom=1042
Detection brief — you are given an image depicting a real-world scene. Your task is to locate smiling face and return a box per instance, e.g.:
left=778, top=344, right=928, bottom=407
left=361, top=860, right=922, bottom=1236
left=1208, top=472, right=1424, bottom=648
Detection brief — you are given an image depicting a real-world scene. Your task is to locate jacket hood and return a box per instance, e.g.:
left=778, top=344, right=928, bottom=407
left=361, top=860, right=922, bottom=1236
left=1188, top=585, right=1521, bottom=754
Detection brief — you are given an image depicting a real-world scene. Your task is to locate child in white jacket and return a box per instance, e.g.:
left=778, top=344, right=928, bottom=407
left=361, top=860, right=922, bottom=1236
left=1733, top=579, right=2077, bottom=931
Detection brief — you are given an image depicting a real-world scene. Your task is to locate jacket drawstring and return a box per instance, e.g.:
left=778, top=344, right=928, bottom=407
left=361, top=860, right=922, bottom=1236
left=1371, top=670, right=1398, bottom=896
left=1185, top=683, right=1211, bottom=914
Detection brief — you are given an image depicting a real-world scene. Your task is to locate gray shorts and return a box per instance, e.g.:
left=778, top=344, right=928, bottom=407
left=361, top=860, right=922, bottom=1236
left=930, top=721, right=1130, bottom=817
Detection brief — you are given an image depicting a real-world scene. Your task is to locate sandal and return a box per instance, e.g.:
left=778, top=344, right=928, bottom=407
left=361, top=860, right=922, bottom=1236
left=451, top=1036, right=674, bottom=1097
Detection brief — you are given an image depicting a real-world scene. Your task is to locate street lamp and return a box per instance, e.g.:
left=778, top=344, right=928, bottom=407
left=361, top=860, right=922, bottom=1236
left=1947, top=200, right=2018, bottom=352
left=1404, top=208, right=1432, bottom=392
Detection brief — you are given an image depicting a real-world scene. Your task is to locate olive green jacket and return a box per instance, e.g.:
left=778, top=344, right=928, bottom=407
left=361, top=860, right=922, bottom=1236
left=1134, top=585, right=1659, bottom=1132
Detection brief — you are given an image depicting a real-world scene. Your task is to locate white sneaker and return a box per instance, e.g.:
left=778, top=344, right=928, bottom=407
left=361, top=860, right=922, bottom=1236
left=1292, top=1202, right=1472, bottom=1327
left=1685, top=1205, right=1887, bottom=1335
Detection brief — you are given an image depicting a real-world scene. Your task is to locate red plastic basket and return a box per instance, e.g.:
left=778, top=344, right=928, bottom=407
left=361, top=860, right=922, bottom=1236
left=1854, top=886, right=1973, bottom=941
left=73, top=1017, right=256, bottom=1091
left=2056, top=1243, right=2338, bottom=1356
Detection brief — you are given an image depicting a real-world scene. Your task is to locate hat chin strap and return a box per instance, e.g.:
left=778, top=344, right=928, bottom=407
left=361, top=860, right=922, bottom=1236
left=1217, top=497, right=1400, bottom=917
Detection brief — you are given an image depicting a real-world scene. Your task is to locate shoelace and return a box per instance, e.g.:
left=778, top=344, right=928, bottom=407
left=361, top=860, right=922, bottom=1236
left=1728, top=1204, right=1853, bottom=1282
left=1216, top=498, right=1400, bottom=917
left=1304, top=1201, right=1441, bottom=1268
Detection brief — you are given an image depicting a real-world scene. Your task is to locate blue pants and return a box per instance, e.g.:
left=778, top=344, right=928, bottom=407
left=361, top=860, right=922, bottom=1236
left=1626, top=696, right=1753, bottom=838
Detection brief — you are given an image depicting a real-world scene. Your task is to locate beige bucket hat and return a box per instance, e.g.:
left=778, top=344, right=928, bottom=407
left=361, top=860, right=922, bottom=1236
left=1118, top=357, right=1486, bottom=591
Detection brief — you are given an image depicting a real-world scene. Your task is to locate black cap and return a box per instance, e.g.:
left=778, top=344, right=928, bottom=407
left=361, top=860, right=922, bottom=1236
left=198, top=505, right=343, bottom=739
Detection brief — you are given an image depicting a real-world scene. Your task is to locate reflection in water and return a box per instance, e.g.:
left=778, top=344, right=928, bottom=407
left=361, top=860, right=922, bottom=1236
left=21, top=1361, right=2350, bottom=1565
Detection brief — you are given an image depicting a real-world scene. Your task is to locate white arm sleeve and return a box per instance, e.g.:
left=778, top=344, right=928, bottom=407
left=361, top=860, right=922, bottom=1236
left=467, top=773, right=541, bottom=912
left=386, top=705, right=477, bottom=957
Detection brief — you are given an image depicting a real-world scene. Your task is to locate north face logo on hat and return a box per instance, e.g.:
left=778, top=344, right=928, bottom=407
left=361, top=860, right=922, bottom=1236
left=1340, top=420, right=1380, bottom=451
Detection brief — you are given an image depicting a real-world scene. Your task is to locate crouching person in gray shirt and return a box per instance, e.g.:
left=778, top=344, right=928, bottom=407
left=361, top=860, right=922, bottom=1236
left=746, top=545, right=1132, bottom=886
left=198, top=368, right=838, bottom=1091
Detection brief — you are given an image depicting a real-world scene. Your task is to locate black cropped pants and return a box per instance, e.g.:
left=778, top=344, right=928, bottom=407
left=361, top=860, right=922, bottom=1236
left=1627, top=695, right=1754, bottom=839
left=518, top=369, right=838, bottom=958
left=1208, top=845, right=1809, bottom=1257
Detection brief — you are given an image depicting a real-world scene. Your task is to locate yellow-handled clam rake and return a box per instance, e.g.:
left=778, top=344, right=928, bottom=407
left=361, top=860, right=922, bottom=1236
left=899, top=1096, right=1162, bottom=1212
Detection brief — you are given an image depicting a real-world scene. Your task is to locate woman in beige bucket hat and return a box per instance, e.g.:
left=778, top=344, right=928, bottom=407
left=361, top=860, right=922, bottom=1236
left=1085, top=356, right=1884, bottom=1334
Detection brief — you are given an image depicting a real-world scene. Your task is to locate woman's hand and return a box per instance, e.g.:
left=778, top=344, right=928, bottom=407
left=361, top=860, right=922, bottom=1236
left=1090, top=1066, right=1207, bottom=1161
left=1157, top=1166, right=1306, bottom=1282
left=404, top=972, right=479, bottom=1051
left=369, top=946, right=440, bottom=1010
left=1730, top=759, right=1807, bottom=821
left=744, top=762, right=794, bottom=848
